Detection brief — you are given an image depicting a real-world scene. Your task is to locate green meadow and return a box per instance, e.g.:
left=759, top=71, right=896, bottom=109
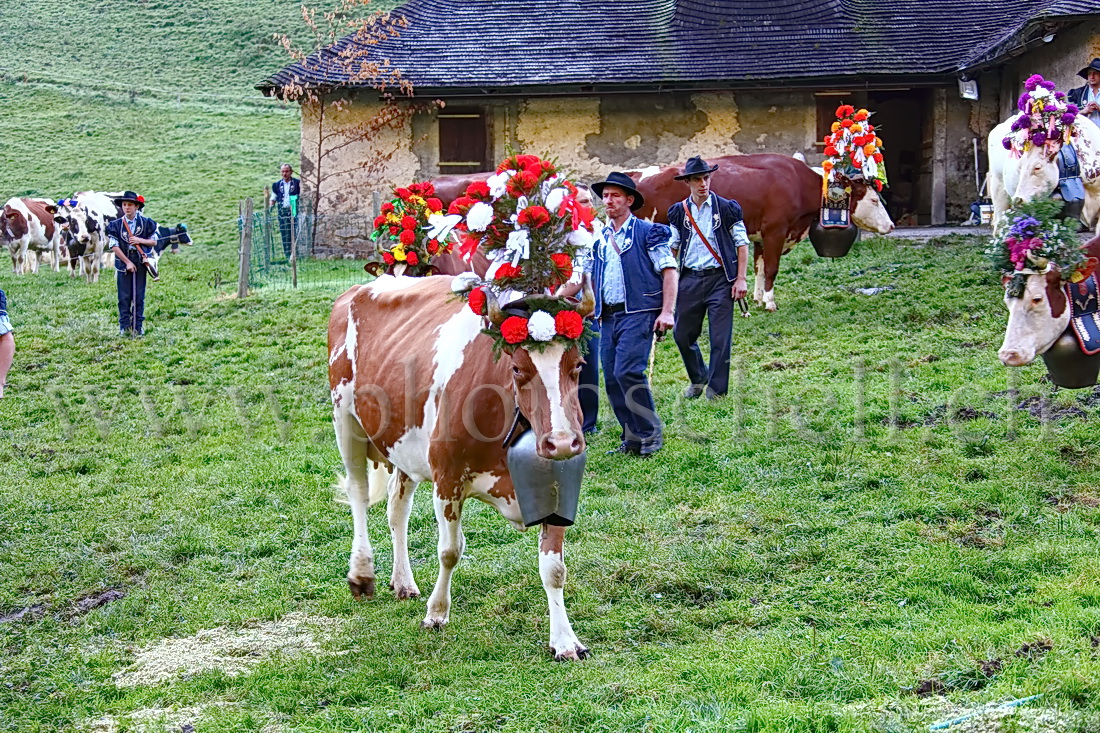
left=3, top=1, right=1100, bottom=731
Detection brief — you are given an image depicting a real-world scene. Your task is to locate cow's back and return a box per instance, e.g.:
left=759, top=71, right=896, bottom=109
left=17, top=198, right=55, bottom=242
left=712, top=155, right=822, bottom=239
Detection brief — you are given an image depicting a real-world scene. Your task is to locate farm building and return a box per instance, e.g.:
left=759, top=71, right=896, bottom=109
left=260, top=0, right=1100, bottom=254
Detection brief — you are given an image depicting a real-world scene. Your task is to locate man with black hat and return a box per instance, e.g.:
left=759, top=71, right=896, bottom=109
left=590, top=171, right=677, bottom=456
left=105, top=191, right=159, bottom=337
left=666, top=156, right=750, bottom=400
left=1068, top=58, right=1100, bottom=127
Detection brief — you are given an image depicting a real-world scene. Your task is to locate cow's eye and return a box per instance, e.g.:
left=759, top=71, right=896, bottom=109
left=1031, top=296, right=1043, bottom=305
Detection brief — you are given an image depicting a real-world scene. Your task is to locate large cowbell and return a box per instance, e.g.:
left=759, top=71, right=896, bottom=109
left=1042, top=330, right=1100, bottom=388
left=506, top=429, right=586, bottom=527
left=810, top=182, right=859, bottom=258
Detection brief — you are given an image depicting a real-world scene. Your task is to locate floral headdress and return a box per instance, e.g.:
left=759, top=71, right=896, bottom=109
left=370, top=182, right=454, bottom=274
left=821, top=104, right=887, bottom=194
left=987, top=198, right=1091, bottom=297
left=448, top=153, right=597, bottom=354
left=1001, top=74, right=1078, bottom=156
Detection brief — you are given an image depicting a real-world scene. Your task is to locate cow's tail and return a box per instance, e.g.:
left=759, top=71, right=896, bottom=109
left=333, top=467, right=389, bottom=507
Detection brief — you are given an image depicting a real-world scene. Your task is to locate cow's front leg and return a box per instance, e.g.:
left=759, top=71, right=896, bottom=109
left=334, top=413, right=377, bottom=599
left=759, top=229, right=783, bottom=311
left=387, top=471, right=420, bottom=600
left=422, top=491, right=464, bottom=629
left=539, top=524, right=588, bottom=661
left=752, top=243, right=765, bottom=305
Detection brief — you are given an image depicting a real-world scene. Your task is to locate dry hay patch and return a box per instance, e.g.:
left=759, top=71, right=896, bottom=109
left=85, top=702, right=249, bottom=733
left=112, top=612, right=344, bottom=688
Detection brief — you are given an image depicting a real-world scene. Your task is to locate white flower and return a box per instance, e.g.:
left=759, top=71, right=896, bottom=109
left=505, top=229, right=530, bottom=265
left=427, top=212, right=462, bottom=241
left=567, top=228, right=593, bottom=249
left=527, top=311, right=556, bottom=341
left=466, top=202, right=494, bottom=232
left=545, top=187, right=566, bottom=214
left=450, top=272, right=480, bottom=293
left=487, top=171, right=514, bottom=199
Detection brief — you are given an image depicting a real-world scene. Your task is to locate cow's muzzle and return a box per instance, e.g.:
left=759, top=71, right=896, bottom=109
left=998, top=347, right=1034, bottom=367
left=538, top=430, right=585, bottom=460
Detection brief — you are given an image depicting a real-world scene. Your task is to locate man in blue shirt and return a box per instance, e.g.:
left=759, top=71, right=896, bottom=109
left=590, top=172, right=677, bottom=456
left=667, top=157, right=750, bottom=400
left=105, top=191, right=159, bottom=337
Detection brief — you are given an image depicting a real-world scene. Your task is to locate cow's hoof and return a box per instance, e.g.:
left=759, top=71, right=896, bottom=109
left=421, top=617, right=447, bottom=630
left=347, top=576, right=375, bottom=600
left=552, top=644, right=590, bottom=661
left=390, top=581, right=421, bottom=600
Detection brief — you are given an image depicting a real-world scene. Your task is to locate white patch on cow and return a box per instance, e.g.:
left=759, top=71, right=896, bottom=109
left=753, top=252, right=765, bottom=304
left=388, top=427, right=433, bottom=484
left=528, top=342, right=569, bottom=435
left=344, top=301, right=358, bottom=377
left=366, top=274, right=423, bottom=296
left=469, top=471, right=524, bottom=529
left=762, top=288, right=777, bottom=311
left=538, top=544, right=586, bottom=659
left=635, top=166, right=661, bottom=181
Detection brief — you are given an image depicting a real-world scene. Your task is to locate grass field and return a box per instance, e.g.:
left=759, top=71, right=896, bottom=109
left=3, top=233, right=1100, bottom=732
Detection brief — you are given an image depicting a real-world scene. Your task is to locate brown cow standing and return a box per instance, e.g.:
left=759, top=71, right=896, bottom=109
left=2, top=197, right=62, bottom=275
left=328, top=275, right=592, bottom=660
left=629, top=154, right=895, bottom=311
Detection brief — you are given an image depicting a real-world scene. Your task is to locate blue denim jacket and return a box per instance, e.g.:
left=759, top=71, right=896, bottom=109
left=0, top=288, right=6, bottom=317
left=592, top=217, right=674, bottom=319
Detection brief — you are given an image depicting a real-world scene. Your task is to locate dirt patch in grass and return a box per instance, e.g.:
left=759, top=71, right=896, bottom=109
left=0, top=603, right=46, bottom=624
left=762, top=360, right=804, bottom=371
left=1045, top=489, right=1100, bottom=512
left=1016, top=396, right=1088, bottom=421
left=112, top=612, right=344, bottom=687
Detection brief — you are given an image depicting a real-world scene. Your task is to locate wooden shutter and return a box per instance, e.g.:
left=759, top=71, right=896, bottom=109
left=438, top=107, right=489, bottom=174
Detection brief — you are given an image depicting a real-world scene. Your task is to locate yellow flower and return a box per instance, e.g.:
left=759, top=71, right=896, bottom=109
left=830, top=121, right=841, bottom=133
left=393, top=246, right=407, bottom=262
left=386, top=214, right=400, bottom=224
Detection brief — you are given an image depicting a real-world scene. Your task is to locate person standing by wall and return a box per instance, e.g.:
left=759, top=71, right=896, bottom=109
left=1067, top=58, right=1100, bottom=127
left=0, top=287, right=13, bottom=398
left=270, top=164, right=301, bottom=259
left=666, top=156, right=749, bottom=400
left=590, top=172, right=678, bottom=457
left=105, top=191, right=159, bottom=337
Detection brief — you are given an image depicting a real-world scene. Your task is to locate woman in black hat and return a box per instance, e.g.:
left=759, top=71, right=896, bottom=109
left=105, top=191, right=160, bottom=336
left=1067, top=58, right=1100, bottom=126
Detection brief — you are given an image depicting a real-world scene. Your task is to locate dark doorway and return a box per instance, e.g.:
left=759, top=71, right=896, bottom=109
left=866, top=89, right=931, bottom=225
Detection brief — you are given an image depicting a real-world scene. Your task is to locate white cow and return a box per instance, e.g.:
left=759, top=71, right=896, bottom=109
left=987, top=114, right=1100, bottom=235
left=2, top=197, right=62, bottom=274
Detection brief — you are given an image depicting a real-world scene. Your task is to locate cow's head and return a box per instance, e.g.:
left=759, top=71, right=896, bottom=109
left=2, top=205, right=27, bottom=243
left=486, top=284, right=593, bottom=460
left=842, top=175, right=895, bottom=234
left=173, top=223, right=192, bottom=246
left=68, top=208, right=102, bottom=244
left=998, top=266, right=1069, bottom=366
left=1013, top=140, right=1063, bottom=205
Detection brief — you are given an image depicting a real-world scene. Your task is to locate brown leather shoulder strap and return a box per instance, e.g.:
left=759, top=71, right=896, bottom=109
left=684, top=202, right=723, bottom=267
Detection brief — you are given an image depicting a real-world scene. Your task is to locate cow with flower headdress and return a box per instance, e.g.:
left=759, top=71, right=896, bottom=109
left=988, top=73, right=1100, bottom=236
left=328, top=153, right=597, bottom=660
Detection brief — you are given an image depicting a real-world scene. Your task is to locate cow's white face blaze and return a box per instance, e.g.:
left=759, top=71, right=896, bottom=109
left=850, top=183, right=895, bottom=234
left=998, top=270, right=1069, bottom=366
left=1013, top=145, right=1061, bottom=204
left=510, top=343, right=585, bottom=460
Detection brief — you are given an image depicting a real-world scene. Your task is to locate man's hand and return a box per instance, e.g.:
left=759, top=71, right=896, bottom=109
left=654, top=310, right=675, bottom=334
left=732, top=276, right=748, bottom=301
left=124, top=260, right=137, bottom=273
left=1087, top=102, right=1100, bottom=114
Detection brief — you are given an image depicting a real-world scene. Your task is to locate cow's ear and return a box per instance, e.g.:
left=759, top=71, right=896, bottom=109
left=1002, top=273, right=1013, bottom=286
left=44, top=204, right=57, bottom=215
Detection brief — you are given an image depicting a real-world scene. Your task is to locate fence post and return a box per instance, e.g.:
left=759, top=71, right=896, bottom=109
left=238, top=198, right=253, bottom=298
left=262, top=186, right=272, bottom=271
left=290, top=210, right=298, bottom=289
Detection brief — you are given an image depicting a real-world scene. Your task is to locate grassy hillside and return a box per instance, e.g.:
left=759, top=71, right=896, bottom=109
left=3, top=236, right=1100, bottom=732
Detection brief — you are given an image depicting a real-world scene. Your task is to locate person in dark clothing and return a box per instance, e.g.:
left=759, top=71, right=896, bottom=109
left=666, top=156, right=750, bottom=400
left=270, top=164, right=301, bottom=258
left=105, top=191, right=159, bottom=337
left=1067, top=58, right=1100, bottom=128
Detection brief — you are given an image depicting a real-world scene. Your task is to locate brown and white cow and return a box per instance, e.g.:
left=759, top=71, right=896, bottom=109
left=630, top=154, right=895, bottom=311
left=2, top=197, right=62, bottom=274
left=998, top=235, right=1100, bottom=366
left=55, top=192, right=120, bottom=283
left=987, top=115, right=1100, bottom=236
left=328, top=275, right=591, bottom=660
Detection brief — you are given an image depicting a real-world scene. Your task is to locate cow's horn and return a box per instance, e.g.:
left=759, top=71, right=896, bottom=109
left=487, top=290, right=506, bottom=326
left=577, top=277, right=595, bottom=317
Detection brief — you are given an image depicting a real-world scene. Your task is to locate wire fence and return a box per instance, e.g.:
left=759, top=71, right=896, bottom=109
left=239, top=194, right=387, bottom=292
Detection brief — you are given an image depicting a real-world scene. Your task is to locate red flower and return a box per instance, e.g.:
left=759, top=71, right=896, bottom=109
left=466, top=181, right=490, bottom=199
left=373, top=215, right=386, bottom=228
left=873, top=179, right=883, bottom=191
left=426, top=197, right=443, bottom=212
left=448, top=195, right=473, bottom=215
left=854, top=110, right=868, bottom=121
left=401, top=215, right=417, bottom=230
left=523, top=163, right=543, bottom=181
left=382, top=251, right=395, bottom=265
left=395, top=187, right=412, bottom=200
left=381, top=202, right=395, bottom=213
left=459, top=233, right=481, bottom=262
left=516, top=154, right=540, bottom=169
left=494, top=262, right=522, bottom=280
left=427, top=239, right=440, bottom=255
left=872, top=152, right=884, bottom=163
left=824, top=146, right=839, bottom=157
left=841, top=119, right=853, bottom=128
left=550, top=252, right=573, bottom=281
left=555, top=310, right=583, bottom=339
left=866, top=124, right=875, bottom=133
left=506, top=171, right=538, bottom=197
left=517, top=205, right=551, bottom=228
left=541, top=160, right=556, bottom=174
left=851, top=158, right=863, bottom=169
left=388, top=225, right=400, bottom=235
left=500, top=316, right=528, bottom=344
left=406, top=251, right=419, bottom=266
left=836, top=104, right=855, bottom=117
left=468, top=287, right=487, bottom=315
left=399, top=229, right=416, bottom=245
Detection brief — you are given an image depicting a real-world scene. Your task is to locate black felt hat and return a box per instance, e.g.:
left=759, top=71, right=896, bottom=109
left=590, top=172, right=645, bottom=211
left=1078, top=58, right=1100, bottom=79
left=674, top=156, right=720, bottom=180
left=113, top=191, right=144, bottom=209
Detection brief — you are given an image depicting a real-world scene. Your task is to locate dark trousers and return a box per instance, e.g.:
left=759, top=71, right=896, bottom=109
left=117, top=268, right=148, bottom=333
left=674, top=269, right=734, bottom=396
left=579, top=321, right=600, bottom=433
left=277, top=207, right=297, bottom=258
left=601, top=307, right=662, bottom=453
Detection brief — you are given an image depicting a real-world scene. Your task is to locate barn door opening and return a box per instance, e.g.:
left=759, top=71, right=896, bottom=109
left=866, top=89, right=931, bottom=225
left=438, top=107, right=490, bottom=174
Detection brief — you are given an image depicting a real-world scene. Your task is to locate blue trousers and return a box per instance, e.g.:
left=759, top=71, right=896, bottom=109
left=579, top=321, right=600, bottom=433
left=601, top=308, right=662, bottom=453
left=117, top=268, right=147, bottom=333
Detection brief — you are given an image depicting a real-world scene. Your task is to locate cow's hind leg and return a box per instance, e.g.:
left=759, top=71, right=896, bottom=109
left=422, top=490, right=465, bottom=629
left=759, top=227, right=783, bottom=311
left=387, top=471, right=420, bottom=599
left=540, top=524, right=588, bottom=661
left=335, top=412, right=379, bottom=599
left=752, top=241, right=765, bottom=305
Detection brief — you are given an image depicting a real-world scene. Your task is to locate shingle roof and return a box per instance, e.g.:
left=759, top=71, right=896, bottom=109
left=259, top=0, right=1100, bottom=94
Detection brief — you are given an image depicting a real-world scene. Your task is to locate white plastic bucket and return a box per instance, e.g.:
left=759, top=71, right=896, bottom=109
left=979, top=204, right=993, bottom=225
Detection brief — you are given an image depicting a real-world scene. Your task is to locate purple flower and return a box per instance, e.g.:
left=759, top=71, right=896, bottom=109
left=1062, top=112, right=1077, bottom=125
left=1024, top=74, right=1045, bottom=91
left=1041, top=80, right=1057, bottom=91
left=1010, top=114, right=1027, bottom=131
left=1067, top=103, right=1080, bottom=115
left=1031, top=131, right=1047, bottom=146
left=1044, top=104, right=1057, bottom=112
left=1056, top=91, right=1067, bottom=100
left=1018, top=93, right=1032, bottom=112
left=1002, top=137, right=1013, bottom=150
